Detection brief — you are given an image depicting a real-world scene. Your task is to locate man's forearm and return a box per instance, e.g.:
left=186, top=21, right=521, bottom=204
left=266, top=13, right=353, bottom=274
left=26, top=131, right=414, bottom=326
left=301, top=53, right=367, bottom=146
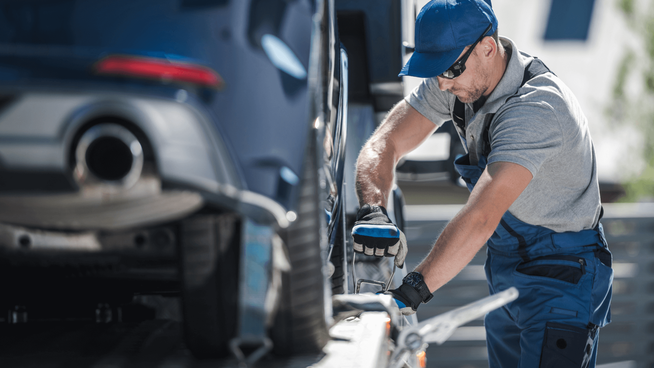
left=414, top=162, right=533, bottom=293
left=354, top=101, right=437, bottom=208
left=414, top=206, right=495, bottom=292
left=355, top=143, right=396, bottom=208
left=354, top=105, right=403, bottom=208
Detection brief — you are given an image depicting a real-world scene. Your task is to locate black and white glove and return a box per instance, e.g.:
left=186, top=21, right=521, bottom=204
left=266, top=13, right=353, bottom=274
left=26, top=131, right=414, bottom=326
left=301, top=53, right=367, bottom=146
left=352, top=204, right=407, bottom=268
left=387, top=272, right=434, bottom=315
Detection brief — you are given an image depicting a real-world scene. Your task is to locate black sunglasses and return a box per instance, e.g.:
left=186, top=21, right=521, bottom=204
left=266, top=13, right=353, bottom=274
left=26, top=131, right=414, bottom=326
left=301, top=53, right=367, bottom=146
left=439, top=24, right=493, bottom=79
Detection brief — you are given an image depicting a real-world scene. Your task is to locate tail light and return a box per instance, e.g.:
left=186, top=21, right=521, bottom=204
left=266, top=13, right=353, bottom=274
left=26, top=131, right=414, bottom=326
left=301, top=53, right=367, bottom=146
left=94, top=55, right=224, bottom=89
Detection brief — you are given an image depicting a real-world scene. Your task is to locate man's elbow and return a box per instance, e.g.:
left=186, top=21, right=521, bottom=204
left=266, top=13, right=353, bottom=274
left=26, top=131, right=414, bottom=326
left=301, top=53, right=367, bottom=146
left=462, top=205, right=503, bottom=242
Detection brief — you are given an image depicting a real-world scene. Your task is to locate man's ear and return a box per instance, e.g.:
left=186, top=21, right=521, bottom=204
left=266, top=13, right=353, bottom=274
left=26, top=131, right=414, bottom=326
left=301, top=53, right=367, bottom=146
left=480, top=36, right=496, bottom=59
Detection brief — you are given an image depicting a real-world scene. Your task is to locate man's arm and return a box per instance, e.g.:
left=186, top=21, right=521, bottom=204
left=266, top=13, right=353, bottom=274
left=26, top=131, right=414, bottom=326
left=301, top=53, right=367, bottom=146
left=355, top=100, right=438, bottom=207
left=415, top=161, right=533, bottom=292
left=352, top=100, right=438, bottom=267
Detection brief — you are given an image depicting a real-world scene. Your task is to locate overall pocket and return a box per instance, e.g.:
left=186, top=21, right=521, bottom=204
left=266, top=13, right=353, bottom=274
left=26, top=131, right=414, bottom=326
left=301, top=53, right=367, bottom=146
left=590, top=248, right=613, bottom=327
left=539, top=322, right=598, bottom=368
left=516, top=255, right=586, bottom=284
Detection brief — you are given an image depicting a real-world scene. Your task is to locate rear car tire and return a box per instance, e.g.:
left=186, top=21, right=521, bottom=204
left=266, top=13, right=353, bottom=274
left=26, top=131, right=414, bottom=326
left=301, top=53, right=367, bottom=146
left=178, top=214, right=240, bottom=358
left=270, top=133, right=330, bottom=356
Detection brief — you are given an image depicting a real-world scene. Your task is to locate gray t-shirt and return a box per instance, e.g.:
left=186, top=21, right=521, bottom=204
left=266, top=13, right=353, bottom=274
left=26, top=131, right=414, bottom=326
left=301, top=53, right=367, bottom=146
left=406, top=37, right=602, bottom=233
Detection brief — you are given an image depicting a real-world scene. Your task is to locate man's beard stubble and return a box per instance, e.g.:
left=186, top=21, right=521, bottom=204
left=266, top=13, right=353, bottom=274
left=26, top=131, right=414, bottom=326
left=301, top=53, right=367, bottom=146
left=450, top=85, right=486, bottom=104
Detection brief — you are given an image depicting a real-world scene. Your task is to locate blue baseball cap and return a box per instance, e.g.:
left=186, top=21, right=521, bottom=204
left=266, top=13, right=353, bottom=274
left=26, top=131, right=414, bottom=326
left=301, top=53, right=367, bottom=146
left=399, top=0, right=498, bottom=78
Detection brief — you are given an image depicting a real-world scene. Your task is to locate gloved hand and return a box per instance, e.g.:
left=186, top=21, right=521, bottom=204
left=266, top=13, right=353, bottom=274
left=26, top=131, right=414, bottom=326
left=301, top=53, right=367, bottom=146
left=387, top=272, right=434, bottom=315
left=352, top=204, right=407, bottom=268
left=387, top=286, right=421, bottom=315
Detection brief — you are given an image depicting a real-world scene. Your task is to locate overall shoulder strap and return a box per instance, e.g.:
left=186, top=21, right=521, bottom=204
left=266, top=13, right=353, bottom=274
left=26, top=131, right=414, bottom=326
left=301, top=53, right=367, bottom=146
left=452, top=57, right=552, bottom=137
left=479, top=57, right=554, bottom=157
left=452, top=97, right=466, bottom=137
left=520, top=56, right=554, bottom=85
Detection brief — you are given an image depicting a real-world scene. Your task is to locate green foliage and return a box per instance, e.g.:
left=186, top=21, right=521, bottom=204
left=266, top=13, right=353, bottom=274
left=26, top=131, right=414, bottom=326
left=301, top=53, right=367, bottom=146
left=612, top=0, right=654, bottom=202
left=646, top=16, right=654, bottom=60
left=612, top=51, right=633, bottom=100
left=618, top=0, right=634, bottom=16
left=621, top=159, right=654, bottom=202
left=646, top=68, right=654, bottom=95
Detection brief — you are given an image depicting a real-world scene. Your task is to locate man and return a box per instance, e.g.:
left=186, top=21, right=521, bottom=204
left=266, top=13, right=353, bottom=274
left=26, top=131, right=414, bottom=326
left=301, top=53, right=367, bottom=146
left=351, top=0, right=613, bottom=367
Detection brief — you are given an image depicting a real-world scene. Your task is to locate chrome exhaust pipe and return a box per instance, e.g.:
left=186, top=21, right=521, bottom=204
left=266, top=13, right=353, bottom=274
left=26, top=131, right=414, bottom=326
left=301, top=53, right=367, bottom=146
left=74, top=123, right=144, bottom=189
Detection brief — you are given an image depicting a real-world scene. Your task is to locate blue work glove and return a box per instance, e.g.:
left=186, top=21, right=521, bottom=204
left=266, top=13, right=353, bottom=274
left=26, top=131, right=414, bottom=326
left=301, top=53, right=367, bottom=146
left=387, top=272, right=434, bottom=315
left=352, top=204, right=407, bottom=268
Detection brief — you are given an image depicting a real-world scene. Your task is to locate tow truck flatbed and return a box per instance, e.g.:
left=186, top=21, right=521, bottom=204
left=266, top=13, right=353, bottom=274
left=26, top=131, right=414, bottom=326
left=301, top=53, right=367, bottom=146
left=313, top=288, right=518, bottom=368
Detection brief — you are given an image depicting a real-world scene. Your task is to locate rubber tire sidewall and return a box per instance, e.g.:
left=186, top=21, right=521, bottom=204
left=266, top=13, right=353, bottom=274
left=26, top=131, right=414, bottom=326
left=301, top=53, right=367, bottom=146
left=270, top=132, right=330, bottom=356
left=178, top=214, right=240, bottom=358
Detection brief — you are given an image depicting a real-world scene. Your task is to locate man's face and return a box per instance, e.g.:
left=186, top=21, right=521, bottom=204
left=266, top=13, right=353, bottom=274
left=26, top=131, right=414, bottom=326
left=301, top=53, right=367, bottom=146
left=436, top=46, right=489, bottom=104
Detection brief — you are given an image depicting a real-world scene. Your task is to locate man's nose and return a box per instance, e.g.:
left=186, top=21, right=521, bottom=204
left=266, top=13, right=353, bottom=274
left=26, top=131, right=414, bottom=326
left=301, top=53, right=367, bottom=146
left=436, top=76, right=452, bottom=91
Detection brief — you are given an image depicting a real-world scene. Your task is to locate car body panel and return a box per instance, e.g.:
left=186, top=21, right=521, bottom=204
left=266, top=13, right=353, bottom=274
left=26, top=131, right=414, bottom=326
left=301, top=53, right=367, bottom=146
left=0, top=0, right=318, bottom=211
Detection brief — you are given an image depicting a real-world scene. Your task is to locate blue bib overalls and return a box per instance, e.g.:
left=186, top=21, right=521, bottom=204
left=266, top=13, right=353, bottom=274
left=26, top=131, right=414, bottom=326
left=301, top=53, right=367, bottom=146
left=451, top=60, right=613, bottom=367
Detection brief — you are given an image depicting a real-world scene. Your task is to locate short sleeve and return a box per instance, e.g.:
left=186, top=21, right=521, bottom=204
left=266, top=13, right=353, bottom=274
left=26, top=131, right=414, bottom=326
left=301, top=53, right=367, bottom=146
left=487, top=101, right=563, bottom=176
left=404, top=77, right=451, bottom=127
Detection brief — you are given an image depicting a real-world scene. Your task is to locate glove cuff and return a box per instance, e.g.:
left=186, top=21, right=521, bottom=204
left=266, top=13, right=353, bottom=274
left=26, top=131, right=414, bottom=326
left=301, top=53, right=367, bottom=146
left=402, top=272, right=433, bottom=303
left=356, top=204, right=388, bottom=220
left=397, top=283, right=424, bottom=310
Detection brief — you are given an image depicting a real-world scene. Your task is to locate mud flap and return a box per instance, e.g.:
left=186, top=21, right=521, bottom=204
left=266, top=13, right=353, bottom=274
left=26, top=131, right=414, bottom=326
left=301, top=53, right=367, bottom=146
left=539, top=322, right=597, bottom=368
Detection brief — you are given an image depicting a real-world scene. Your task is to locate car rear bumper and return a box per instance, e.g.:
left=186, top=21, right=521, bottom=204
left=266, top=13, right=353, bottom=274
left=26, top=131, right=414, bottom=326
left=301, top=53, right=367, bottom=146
left=0, top=86, right=289, bottom=230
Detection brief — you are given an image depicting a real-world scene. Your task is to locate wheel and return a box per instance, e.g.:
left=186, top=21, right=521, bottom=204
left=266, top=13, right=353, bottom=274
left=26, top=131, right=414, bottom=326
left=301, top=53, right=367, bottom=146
left=270, top=132, right=331, bottom=356
left=178, top=214, right=240, bottom=358
left=328, top=42, right=350, bottom=295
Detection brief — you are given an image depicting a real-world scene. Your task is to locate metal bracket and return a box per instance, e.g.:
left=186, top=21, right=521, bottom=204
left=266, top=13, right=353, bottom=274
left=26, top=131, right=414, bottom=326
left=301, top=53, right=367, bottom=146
left=355, top=262, right=396, bottom=294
